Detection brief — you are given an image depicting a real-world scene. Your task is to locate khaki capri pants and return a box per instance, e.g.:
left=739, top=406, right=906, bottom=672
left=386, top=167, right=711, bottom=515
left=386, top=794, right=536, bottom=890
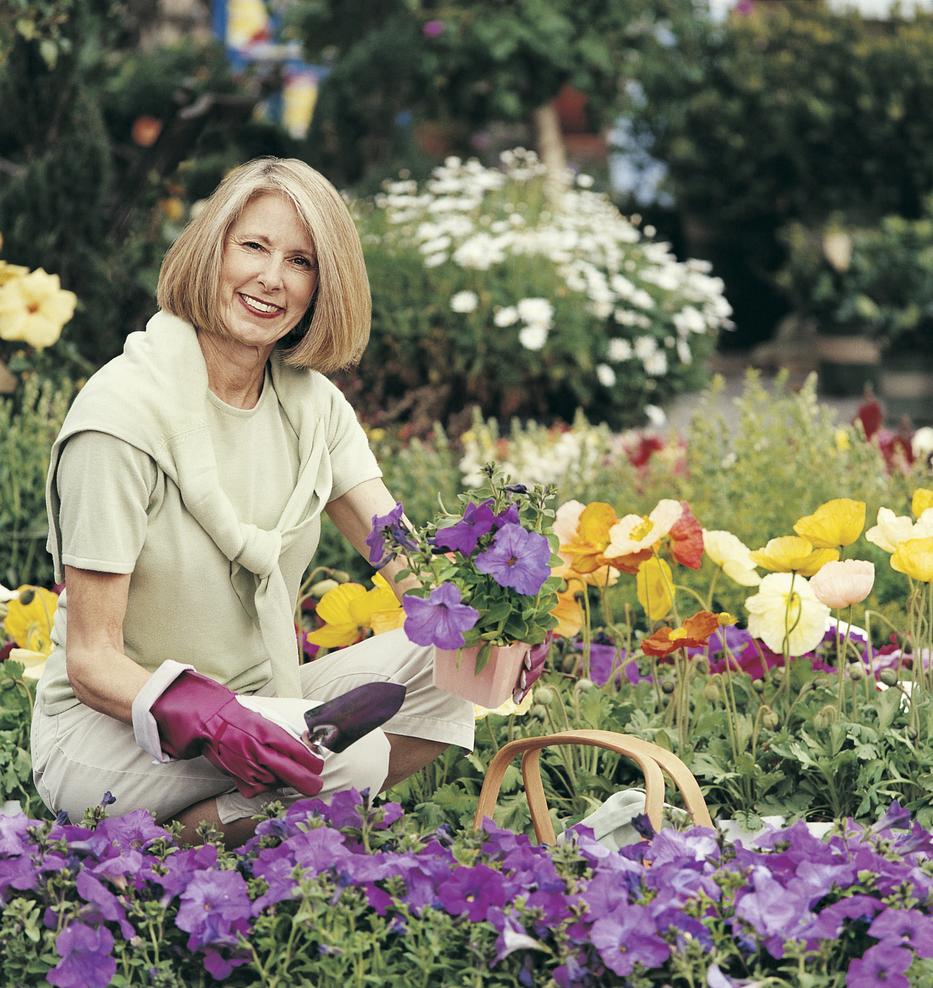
left=31, top=628, right=474, bottom=825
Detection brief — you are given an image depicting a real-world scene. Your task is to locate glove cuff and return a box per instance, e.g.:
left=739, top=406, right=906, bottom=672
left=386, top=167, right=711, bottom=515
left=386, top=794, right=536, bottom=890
left=132, top=660, right=196, bottom=762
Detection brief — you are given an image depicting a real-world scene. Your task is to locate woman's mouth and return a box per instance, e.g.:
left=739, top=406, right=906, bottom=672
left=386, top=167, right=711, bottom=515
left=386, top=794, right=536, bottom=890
left=238, top=292, right=284, bottom=318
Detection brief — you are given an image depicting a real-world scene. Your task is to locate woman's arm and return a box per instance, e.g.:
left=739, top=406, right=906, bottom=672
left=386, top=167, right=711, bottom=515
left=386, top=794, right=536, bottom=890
left=324, top=478, right=420, bottom=601
left=64, top=565, right=150, bottom=724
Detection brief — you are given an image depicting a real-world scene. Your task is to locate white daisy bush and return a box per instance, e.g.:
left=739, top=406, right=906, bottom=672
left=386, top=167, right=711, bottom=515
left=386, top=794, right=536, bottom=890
left=352, top=149, right=733, bottom=428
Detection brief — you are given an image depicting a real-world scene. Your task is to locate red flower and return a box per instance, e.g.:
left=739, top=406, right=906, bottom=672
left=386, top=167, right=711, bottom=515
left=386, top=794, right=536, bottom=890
left=670, top=502, right=704, bottom=569
left=641, top=610, right=719, bottom=657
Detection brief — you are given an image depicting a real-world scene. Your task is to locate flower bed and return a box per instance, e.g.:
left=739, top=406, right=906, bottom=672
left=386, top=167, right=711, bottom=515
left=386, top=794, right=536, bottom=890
left=1, top=791, right=931, bottom=987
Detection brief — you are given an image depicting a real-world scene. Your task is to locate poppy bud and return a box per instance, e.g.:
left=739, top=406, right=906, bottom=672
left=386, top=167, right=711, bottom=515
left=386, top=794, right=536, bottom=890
left=879, top=668, right=898, bottom=687
left=561, top=654, right=578, bottom=674
left=534, top=685, right=557, bottom=706
left=702, top=682, right=720, bottom=702
left=574, top=678, right=595, bottom=692
left=848, top=664, right=866, bottom=681
left=762, top=708, right=779, bottom=730
left=661, top=679, right=675, bottom=694
left=19, top=589, right=35, bottom=606
left=752, top=679, right=766, bottom=693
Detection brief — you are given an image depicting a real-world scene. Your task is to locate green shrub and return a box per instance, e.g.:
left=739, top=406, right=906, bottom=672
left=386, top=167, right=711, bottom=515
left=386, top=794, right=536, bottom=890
left=0, top=375, right=74, bottom=588
left=342, top=150, right=728, bottom=432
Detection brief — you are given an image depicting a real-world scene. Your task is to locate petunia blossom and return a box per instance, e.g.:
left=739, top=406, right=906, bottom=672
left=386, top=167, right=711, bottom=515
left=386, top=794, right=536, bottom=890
left=366, top=503, right=416, bottom=567
left=845, top=942, right=913, bottom=988
left=47, top=923, right=116, bottom=988
left=434, top=500, right=497, bottom=554
left=794, top=498, right=866, bottom=548
left=745, top=573, right=830, bottom=656
left=809, top=560, right=875, bottom=609
left=475, top=523, right=551, bottom=595
left=176, top=869, right=252, bottom=950
left=402, top=583, right=479, bottom=649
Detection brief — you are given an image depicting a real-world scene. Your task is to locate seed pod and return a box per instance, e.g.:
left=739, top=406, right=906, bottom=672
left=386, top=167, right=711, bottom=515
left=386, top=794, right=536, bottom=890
left=661, top=679, right=676, bottom=695
left=848, top=664, right=866, bottom=681
left=702, top=682, right=720, bottom=703
left=534, top=685, right=557, bottom=706
left=879, top=668, right=898, bottom=687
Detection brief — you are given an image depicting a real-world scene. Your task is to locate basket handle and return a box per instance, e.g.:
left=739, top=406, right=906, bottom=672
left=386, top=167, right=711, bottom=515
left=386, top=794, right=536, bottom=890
left=473, top=729, right=712, bottom=844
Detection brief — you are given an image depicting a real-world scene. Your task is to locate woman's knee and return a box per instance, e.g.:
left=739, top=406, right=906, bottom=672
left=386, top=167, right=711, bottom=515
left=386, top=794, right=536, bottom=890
left=320, top=729, right=391, bottom=798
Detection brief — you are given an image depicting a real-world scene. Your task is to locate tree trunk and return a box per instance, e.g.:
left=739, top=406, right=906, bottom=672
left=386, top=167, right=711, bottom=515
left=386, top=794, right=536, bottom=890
left=532, top=101, right=568, bottom=196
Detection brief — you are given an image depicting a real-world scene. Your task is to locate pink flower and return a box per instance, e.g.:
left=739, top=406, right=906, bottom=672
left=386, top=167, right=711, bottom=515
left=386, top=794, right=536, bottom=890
left=809, top=559, right=875, bottom=609
left=422, top=19, right=445, bottom=37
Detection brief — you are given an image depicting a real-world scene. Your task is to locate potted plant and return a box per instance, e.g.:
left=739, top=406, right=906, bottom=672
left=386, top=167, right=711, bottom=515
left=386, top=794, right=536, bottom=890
left=367, top=467, right=561, bottom=706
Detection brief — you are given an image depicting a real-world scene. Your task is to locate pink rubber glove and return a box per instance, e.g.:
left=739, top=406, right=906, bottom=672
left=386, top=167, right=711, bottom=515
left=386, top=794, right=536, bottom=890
left=150, top=670, right=325, bottom=798
left=513, top=637, right=552, bottom=704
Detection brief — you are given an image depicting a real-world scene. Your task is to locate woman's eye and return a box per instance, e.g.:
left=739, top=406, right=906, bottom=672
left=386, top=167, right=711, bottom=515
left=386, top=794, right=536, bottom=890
left=244, top=241, right=263, bottom=250
left=292, top=256, right=317, bottom=269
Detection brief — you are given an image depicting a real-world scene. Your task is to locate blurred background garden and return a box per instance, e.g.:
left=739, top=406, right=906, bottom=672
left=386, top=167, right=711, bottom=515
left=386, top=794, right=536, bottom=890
left=1, top=0, right=933, bottom=829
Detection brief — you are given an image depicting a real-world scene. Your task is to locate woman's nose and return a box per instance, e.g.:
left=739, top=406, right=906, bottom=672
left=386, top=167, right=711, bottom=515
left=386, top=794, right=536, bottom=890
left=257, top=254, right=285, bottom=291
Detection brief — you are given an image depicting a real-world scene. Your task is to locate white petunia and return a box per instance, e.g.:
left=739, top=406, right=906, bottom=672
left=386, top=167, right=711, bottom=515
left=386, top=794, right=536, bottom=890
left=596, top=364, right=617, bottom=387
left=450, top=291, right=479, bottom=313
left=676, top=339, right=693, bottom=364
left=423, top=253, right=448, bottom=268
left=644, top=404, right=666, bottom=428
left=519, top=325, right=548, bottom=350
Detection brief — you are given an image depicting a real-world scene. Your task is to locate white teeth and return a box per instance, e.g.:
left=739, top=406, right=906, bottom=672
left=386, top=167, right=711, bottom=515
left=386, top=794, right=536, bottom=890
left=241, top=294, right=280, bottom=314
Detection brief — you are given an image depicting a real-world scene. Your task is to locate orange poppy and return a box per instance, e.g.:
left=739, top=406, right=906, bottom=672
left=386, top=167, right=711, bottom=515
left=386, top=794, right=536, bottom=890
left=640, top=610, right=719, bottom=658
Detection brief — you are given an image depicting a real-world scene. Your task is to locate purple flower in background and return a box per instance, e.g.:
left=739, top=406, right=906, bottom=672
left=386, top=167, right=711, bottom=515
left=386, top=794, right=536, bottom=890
left=0, top=813, right=32, bottom=856
left=366, top=503, right=415, bottom=567
left=439, top=864, right=508, bottom=922
left=47, top=922, right=115, bottom=988
left=868, top=908, right=933, bottom=957
left=590, top=904, right=670, bottom=977
left=403, top=584, right=479, bottom=649
left=846, top=942, right=913, bottom=988
left=176, top=869, right=252, bottom=950
left=495, top=503, right=521, bottom=527
left=475, top=523, right=551, bottom=595
left=422, top=18, right=445, bottom=37
left=435, top=500, right=497, bottom=554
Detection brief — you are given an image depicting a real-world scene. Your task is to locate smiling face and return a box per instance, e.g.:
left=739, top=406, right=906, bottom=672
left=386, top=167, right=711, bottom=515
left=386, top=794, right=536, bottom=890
left=217, top=192, right=318, bottom=353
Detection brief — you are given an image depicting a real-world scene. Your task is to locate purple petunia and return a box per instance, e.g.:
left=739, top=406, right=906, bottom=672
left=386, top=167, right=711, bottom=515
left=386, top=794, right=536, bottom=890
left=475, top=522, right=551, bottom=595
left=366, top=502, right=416, bottom=567
left=846, top=942, right=913, bottom=988
left=175, top=869, right=252, bottom=950
left=589, top=904, right=670, bottom=977
left=402, top=583, right=479, bottom=649
left=438, top=864, right=508, bottom=922
left=868, top=907, right=933, bottom=957
left=434, top=500, right=497, bottom=554
left=47, top=922, right=116, bottom=988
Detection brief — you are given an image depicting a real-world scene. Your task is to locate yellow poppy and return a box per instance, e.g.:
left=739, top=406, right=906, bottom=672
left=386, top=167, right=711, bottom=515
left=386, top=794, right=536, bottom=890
left=912, top=488, right=933, bottom=520
left=890, top=537, right=933, bottom=583
left=702, top=529, right=761, bottom=587
left=306, top=574, right=403, bottom=647
left=750, top=536, right=839, bottom=577
left=636, top=556, right=674, bottom=621
left=793, top=498, right=866, bottom=548
left=550, top=586, right=584, bottom=638
left=3, top=586, right=58, bottom=655
left=745, top=573, right=830, bottom=656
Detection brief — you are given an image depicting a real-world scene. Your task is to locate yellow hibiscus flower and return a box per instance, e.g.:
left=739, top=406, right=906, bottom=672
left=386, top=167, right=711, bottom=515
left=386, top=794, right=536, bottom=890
left=745, top=573, right=830, bottom=656
left=702, top=530, right=761, bottom=587
left=636, top=556, right=674, bottom=621
left=793, top=498, right=866, bottom=548
left=605, top=499, right=682, bottom=559
left=890, top=537, right=933, bottom=583
left=306, top=574, right=403, bottom=648
left=3, top=586, right=59, bottom=655
left=750, top=536, right=839, bottom=577
left=0, top=268, right=77, bottom=349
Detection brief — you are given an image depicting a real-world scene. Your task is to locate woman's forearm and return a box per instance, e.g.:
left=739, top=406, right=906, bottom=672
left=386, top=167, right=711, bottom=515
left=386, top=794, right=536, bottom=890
left=66, top=645, right=150, bottom=724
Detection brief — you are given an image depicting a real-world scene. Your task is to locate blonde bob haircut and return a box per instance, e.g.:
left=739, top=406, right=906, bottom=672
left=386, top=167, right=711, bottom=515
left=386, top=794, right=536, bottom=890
left=157, top=157, right=371, bottom=373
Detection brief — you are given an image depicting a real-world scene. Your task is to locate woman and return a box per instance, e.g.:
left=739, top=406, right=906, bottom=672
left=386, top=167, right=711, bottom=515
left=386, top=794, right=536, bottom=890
left=29, top=157, right=476, bottom=847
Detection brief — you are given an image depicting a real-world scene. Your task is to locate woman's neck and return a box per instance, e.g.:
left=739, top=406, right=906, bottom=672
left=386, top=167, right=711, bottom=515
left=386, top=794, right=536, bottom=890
left=197, top=331, right=272, bottom=409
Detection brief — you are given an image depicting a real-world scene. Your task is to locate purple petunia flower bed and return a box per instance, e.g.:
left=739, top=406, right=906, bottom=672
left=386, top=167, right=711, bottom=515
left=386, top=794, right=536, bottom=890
left=1, top=793, right=931, bottom=986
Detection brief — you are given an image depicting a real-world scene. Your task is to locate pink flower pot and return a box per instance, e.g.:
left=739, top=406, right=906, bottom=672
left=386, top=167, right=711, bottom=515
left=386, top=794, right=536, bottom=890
left=433, top=642, right=530, bottom=708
